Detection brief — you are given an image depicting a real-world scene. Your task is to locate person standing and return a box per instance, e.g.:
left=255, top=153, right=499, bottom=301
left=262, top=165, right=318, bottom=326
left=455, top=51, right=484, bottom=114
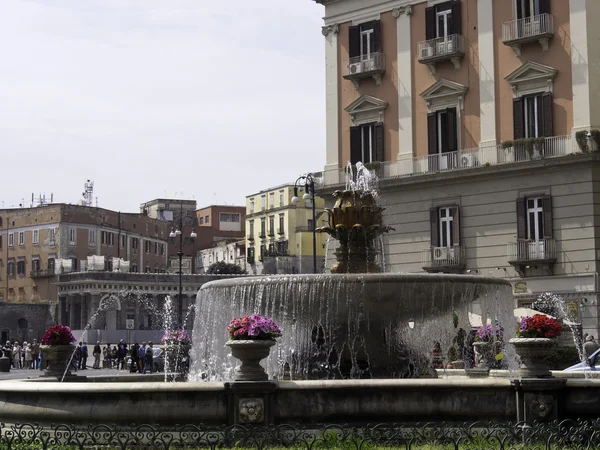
left=138, top=342, right=146, bottom=373
left=12, top=342, right=21, bottom=369
left=129, top=343, right=139, bottom=373
left=104, top=344, right=112, bottom=369
left=93, top=341, right=102, bottom=369
left=80, top=342, right=88, bottom=370
left=144, top=342, right=153, bottom=374
left=31, top=339, right=40, bottom=369
left=584, top=335, right=600, bottom=359
left=117, top=339, right=128, bottom=370
left=24, top=343, right=32, bottom=369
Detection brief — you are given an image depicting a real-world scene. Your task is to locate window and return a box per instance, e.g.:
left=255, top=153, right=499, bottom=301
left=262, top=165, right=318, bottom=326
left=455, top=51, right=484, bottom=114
left=205, top=215, right=209, bottom=223
left=32, top=259, right=40, bottom=273
left=7, top=261, right=14, bottom=276
left=516, top=196, right=552, bottom=242
left=249, top=220, right=254, bottom=237
left=308, top=219, right=314, bottom=231
left=277, top=240, right=288, bottom=255
left=131, top=262, right=138, bottom=273
left=17, top=260, right=25, bottom=276
left=250, top=199, right=255, bottom=213
left=425, top=1, right=461, bottom=40
left=513, top=93, right=553, bottom=139
left=516, top=0, right=547, bottom=20
left=120, top=234, right=126, bottom=249
left=279, top=214, right=285, bottom=234
left=260, top=218, right=266, bottom=237
left=279, top=191, right=284, bottom=206
left=199, top=217, right=204, bottom=224
left=0, top=235, right=2, bottom=249
left=429, top=205, right=460, bottom=248
left=269, top=216, right=275, bottom=236
left=154, top=264, right=160, bottom=273
left=145, top=263, right=151, bottom=273
left=48, top=229, right=55, bottom=244
left=349, top=21, right=382, bottom=59
left=67, top=229, right=75, bottom=246
left=47, top=258, right=55, bottom=272
left=145, top=240, right=152, bottom=253
left=89, top=230, right=96, bottom=246
left=101, top=231, right=114, bottom=246
left=154, top=242, right=159, bottom=255
left=132, top=238, right=138, bottom=254
left=247, top=247, right=255, bottom=263
left=427, top=108, right=457, bottom=157
left=220, top=213, right=240, bottom=222
left=33, top=230, right=39, bottom=245
left=8, top=233, right=13, bottom=248
left=261, top=195, right=266, bottom=211
left=18, top=232, right=24, bottom=246
left=269, top=193, right=275, bottom=209
left=160, top=244, right=164, bottom=256
left=350, top=123, right=383, bottom=164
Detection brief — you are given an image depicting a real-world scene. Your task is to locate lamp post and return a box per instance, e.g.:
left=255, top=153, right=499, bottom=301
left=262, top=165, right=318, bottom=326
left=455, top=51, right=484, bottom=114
left=291, top=174, right=317, bottom=274
left=169, top=203, right=197, bottom=327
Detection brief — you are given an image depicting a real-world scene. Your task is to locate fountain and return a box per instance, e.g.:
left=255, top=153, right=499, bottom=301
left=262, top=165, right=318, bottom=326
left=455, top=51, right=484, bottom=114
left=190, top=166, right=514, bottom=381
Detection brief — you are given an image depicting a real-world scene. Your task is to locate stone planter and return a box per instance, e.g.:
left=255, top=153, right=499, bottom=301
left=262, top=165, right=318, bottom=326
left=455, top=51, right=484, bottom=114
left=226, top=340, right=276, bottom=381
left=41, top=344, right=76, bottom=378
left=509, top=337, right=556, bottom=378
left=165, top=344, right=191, bottom=374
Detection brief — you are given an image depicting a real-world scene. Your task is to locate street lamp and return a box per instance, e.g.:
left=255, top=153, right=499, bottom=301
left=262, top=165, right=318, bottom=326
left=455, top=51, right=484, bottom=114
left=291, top=173, right=317, bottom=274
left=169, top=202, right=197, bottom=326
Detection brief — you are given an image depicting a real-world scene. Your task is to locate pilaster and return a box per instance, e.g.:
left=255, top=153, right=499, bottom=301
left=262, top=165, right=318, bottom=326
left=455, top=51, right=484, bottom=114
left=393, top=6, right=413, bottom=164
left=323, top=24, right=340, bottom=180
left=478, top=0, right=497, bottom=149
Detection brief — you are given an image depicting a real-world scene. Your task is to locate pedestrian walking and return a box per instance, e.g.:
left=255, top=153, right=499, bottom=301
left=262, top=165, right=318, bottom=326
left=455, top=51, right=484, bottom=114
left=93, top=341, right=102, bottom=369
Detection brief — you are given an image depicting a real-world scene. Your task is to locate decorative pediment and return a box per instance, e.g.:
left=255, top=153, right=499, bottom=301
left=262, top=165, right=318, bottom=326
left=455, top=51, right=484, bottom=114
left=420, top=79, right=468, bottom=111
left=344, top=94, right=388, bottom=125
left=505, top=61, right=557, bottom=97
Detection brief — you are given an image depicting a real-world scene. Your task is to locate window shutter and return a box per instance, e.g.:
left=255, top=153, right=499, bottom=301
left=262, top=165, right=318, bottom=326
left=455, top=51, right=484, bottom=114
left=425, top=6, right=436, bottom=40
left=350, top=126, right=362, bottom=164
left=542, top=196, right=553, bottom=239
left=349, top=26, right=360, bottom=58
left=374, top=123, right=384, bottom=162
left=516, top=198, right=527, bottom=240
left=373, top=20, right=382, bottom=53
left=513, top=98, right=524, bottom=140
left=452, top=206, right=460, bottom=246
left=430, top=207, right=440, bottom=247
left=538, top=0, right=551, bottom=15
left=542, top=92, right=553, bottom=137
left=427, top=113, right=438, bottom=155
left=446, top=108, right=458, bottom=153
left=451, top=1, right=462, bottom=35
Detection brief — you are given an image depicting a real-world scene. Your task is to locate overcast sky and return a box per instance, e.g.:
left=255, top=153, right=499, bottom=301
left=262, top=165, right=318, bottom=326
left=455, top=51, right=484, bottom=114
left=0, top=0, right=325, bottom=212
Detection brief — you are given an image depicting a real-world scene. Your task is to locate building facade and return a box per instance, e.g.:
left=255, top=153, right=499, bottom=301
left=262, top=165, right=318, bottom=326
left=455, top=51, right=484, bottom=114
left=196, top=239, right=247, bottom=274
left=0, top=204, right=171, bottom=305
left=313, top=0, right=600, bottom=335
left=245, top=184, right=327, bottom=274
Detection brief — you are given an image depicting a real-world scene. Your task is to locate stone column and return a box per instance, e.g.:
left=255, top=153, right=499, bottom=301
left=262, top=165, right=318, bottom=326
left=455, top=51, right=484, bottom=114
left=322, top=24, right=340, bottom=185
left=393, top=6, right=414, bottom=176
left=477, top=0, right=498, bottom=163
left=68, top=295, right=78, bottom=330
left=80, top=294, right=88, bottom=331
left=570, top=0, right=600, bottom=134
left=90, top=294, right=101, bottom=329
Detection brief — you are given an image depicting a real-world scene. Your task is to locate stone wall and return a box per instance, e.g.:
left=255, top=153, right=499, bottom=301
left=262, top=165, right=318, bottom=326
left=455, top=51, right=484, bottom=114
left=0, top=303, right=55, bottom=343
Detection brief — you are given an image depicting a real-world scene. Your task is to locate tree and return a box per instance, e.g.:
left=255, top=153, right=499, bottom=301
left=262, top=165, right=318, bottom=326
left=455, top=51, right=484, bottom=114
left=206, top=261, right=246, bottom=275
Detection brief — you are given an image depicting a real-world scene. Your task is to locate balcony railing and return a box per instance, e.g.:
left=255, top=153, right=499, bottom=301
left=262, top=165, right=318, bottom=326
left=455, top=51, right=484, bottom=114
left=321, top=135, right=575, bottom=187
left=343, top=52, right=385, bottom=87
left=417, top=34, right=464, bottom=71
left=507, top=238, right=557, bottom=264
left=421, top=246, right=465, bottom=273
left=502, top=14, right=554, bottom=54
left=30, top=269, right=56, bottom=278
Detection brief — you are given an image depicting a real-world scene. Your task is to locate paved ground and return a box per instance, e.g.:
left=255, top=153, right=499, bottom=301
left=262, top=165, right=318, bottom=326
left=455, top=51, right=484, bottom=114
left=0, top=367, right=165, bottom=381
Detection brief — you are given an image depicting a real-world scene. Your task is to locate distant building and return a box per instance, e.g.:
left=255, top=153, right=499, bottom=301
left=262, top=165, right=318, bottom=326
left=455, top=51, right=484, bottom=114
left=196, top=239, right=247, bottom=274
left=245, top=184, right=327, bottom=274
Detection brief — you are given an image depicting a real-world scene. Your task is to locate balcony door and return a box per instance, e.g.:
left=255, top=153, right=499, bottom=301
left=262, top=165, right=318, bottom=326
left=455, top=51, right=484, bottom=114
left=526, top=197, right=545, bottom=259
left=427, top=108, right=457, bottom=171
left=436, top=7, right=454, bottom=55
left=516, top=0, right=541, bottom=20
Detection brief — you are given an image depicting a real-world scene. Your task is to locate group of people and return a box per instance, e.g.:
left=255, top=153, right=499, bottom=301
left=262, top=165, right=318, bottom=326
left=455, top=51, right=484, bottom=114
left=2, top=339, right=41, bottom=369
left=82, top=339, right=155, bottom=373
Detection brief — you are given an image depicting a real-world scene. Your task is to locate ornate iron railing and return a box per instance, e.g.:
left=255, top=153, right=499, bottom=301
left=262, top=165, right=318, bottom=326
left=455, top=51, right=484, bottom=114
left=2, top=420, right=600, bottom=449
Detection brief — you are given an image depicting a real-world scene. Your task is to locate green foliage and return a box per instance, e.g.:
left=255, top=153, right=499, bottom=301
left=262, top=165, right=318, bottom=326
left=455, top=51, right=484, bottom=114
left=544, top=346, right=581, bottom=370
left=206, top=260, right=246, bottom=275
left=447, top=311, right=467, bottom=362
left=576, top=130, right=590, bottom=153
left=502, top=138, right=546, bottom=158
left=501, top=140, right=514, bottom=149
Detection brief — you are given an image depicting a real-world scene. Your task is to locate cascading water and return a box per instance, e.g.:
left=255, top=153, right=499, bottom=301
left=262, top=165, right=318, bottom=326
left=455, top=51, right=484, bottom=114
left=189, top=163, right=516, bottom=381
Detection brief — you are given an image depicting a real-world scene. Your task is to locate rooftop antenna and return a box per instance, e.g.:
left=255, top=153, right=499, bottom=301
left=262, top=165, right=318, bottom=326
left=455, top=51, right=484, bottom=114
left=82, top=179, right=94, bottom=207
left=32, top=192, right=52, bottom=207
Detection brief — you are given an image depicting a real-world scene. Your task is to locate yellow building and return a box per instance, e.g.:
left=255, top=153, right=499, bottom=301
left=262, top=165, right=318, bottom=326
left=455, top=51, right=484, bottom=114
left=245, top=183, right=327, bottom=274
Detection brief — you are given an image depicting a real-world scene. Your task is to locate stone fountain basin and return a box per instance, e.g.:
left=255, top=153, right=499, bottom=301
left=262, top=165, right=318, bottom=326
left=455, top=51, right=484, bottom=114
left=192, top=274, right=513, bottom=379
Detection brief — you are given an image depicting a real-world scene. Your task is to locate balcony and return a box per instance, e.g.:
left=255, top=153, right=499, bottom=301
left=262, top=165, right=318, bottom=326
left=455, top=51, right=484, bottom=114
left=320, top=135, right=575, bottom=187
left=507, top=238, right=557, bottom=276
left=417, top=34, right=464, bottom=74
left=422, top=246, right=465, bottom=273
left=343, top=52, right=385, bottom=89
left=30, top=269, right=56, bottom=278
left=502, top=14, right=554, bottom=56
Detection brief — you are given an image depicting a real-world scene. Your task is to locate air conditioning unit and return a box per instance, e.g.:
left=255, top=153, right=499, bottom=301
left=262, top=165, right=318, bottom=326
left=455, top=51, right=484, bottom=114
left=433, top=247, right=449, bottom=261
left=348, top=62, right=363, bottom=75
left=420, top=45, right=434, bottom=59
left=461, top=154, right=474, bottom=168
left=437, top=40, right=454, bottom=55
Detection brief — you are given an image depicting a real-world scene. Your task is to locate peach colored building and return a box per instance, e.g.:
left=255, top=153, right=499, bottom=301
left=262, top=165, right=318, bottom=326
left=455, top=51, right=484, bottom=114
left=313, top=0, right=600, bottom=336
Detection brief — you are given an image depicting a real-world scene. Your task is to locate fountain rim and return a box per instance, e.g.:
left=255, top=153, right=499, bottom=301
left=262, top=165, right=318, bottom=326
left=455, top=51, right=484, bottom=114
left=199, top=273, right=511, bottom=290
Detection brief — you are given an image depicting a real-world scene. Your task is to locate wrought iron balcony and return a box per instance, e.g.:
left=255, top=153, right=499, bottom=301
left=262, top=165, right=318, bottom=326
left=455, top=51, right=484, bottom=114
left=502, top=14, right=554, bottom=55
left=343, top=52, right=385, bottom=88
left=417, top=34, right=464, bottom=73
left=421, top=246, right=465, bottom=273
left=30, top=269, right=55, bottom=278
left=507, top=239, right=557, bottom=264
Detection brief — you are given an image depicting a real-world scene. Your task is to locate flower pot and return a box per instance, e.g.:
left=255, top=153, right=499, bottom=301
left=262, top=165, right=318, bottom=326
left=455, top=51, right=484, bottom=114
left=41, top=344, right=76, bottom=378
left=509, top=337, right=557, bottom=378
left=226, top=340, right=276, bottom=381
left=165, top=344, right=191, bottom=374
